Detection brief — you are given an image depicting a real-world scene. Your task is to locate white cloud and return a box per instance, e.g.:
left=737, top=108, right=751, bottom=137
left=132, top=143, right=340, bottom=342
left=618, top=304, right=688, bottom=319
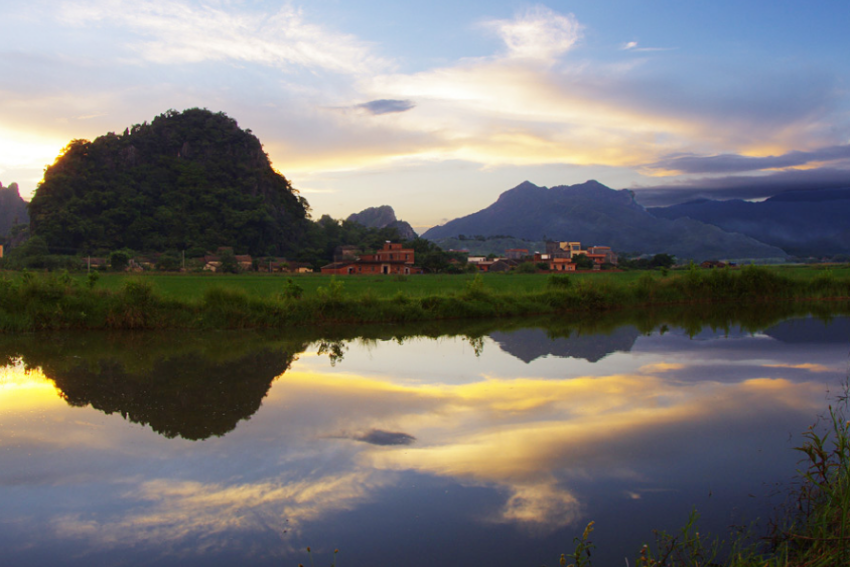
left=56, top=0, right=389, bottom=74
left=482, top=5, right=583, bottom=62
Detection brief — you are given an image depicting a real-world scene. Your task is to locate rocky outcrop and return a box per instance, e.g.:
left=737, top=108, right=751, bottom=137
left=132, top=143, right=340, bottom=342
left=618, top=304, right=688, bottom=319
left=348, top=205, right=417, bottom=240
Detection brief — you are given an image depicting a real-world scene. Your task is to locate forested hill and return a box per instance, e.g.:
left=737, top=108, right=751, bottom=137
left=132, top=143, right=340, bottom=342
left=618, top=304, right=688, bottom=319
left=28, top=108, right=311, bottom=256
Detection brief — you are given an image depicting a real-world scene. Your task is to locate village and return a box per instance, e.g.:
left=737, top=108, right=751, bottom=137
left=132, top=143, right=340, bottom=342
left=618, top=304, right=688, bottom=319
left=320, top=240, right=619, bottom=275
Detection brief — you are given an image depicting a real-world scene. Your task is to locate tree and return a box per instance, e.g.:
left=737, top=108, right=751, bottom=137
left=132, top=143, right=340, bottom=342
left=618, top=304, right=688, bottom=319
left=109, top=250, right=131, bottom=272
left=219, top=249, right=240, bottom=273
left=573, top=253, right=593, bottom=270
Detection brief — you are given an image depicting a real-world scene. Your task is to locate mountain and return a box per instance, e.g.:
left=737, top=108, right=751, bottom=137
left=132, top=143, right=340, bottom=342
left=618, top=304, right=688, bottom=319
left=347, top=205, right=417, bottom=240
left=490, top=326, right=641, bottom=363
left=28, top=108, right=310, bottom=256
left=647, top=188, right=849, bottom=257
left=421, top=180, right=787, bottom=262
left=0, top=182, right=28, bottom=236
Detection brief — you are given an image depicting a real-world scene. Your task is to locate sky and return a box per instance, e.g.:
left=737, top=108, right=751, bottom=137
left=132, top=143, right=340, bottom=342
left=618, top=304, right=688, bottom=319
left=1, top=0, right=848, bottom=232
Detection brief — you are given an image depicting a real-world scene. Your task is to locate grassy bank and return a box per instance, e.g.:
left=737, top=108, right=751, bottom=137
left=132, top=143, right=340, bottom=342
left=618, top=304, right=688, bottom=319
left=0, top=265, right=847, bottom=331
left=553, top=395, right=849, bottom=567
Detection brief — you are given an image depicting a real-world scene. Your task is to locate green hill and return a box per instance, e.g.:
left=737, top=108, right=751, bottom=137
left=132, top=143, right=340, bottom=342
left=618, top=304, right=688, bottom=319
left=28, top=108, right=310, bottom=256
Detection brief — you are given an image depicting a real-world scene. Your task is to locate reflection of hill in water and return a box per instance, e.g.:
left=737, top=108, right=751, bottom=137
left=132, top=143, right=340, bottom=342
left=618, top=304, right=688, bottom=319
left=53, top=349, right=295, bottom=440
left=489, top=326, right=641, bottom=363
left=763, top=317, right=849, bottom=344
left=0, top=332, right=305, bottom=441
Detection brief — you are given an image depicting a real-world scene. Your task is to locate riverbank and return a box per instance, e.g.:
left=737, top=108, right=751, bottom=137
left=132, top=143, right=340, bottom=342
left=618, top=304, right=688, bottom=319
left=0, top=265, right=847, bottom=331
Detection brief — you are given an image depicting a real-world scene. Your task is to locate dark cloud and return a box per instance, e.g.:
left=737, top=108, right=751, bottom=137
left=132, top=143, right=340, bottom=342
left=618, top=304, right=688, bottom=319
left=356, top=99, right=416, bottom=115
left=646, top=145, right=849, bottom=174
left=630, top=167, right=850, bottom=207
left=353, top=429, right=416, bottom=446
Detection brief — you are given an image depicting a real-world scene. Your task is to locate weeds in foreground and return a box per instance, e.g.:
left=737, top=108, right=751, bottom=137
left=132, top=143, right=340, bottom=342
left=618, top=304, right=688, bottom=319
left=550, top=394, right=849, bottom=567
left=299, top=546, right=338, bottom=567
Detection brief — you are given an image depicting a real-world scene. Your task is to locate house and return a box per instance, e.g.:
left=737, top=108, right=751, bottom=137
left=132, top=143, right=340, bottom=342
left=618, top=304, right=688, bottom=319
left=235, top=255, right=253, bottom=271
left=700, top=260, right=727, bottom=269
left=587, top=246, right=618, bottom=265
left=321, top=242, right=423, bottom=275
left=548, top=257, right=576, bottom=272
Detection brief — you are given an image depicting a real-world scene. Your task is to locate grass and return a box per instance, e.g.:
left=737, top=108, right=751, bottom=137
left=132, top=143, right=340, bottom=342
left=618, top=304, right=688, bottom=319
left=0, top=264, right=846, bottom=331
left=45, top=264, right=849, bottom=301
left=549, top=394, right=850, bottom=567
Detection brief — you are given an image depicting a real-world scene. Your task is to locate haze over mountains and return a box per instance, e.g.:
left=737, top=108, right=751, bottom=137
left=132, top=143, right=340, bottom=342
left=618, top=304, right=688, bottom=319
left=0, top=182, right=28, bottom=236
left=421, top=180, right=798, bottom=262
left=647, top=189, right=849, bottom=257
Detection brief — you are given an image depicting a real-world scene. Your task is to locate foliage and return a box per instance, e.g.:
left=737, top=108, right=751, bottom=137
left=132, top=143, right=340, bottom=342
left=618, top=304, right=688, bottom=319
left=0, top=266, right=845, bottom=331
left=155, top=250, right=182, bottom=271
left=280, top=278, right=304, bottom=300
left=28, top=108, right=310, bottom=257
left=109, top=250, right=131, bottom=271
left=293, top=214, right=405, bottom=269
left=218, top=249, right=241, bottom=274
left=620, top=253, right=677, bottom=270
left=556, top=521, right=596, bottom=567
left=572, top=253, right=593, bottom=270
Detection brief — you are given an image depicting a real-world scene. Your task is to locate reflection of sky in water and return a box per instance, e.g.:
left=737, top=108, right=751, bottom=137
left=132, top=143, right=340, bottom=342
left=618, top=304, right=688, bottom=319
left=0, top=317, right=847, bottom=566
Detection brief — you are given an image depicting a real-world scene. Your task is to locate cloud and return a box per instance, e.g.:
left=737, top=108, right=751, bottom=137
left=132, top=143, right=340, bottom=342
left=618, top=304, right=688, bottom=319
left=620, top=41, right=676, bottom=52
left=356, top=99, right=416, bottom=115
left=631, top=167, right=850, bottom=206
left=55, top=0, right=388, bottom=74
left=332, top=429, right=416, bottom=446
left=482, top=5, right=583, bottom=62
left=645, top=145, right=850, bottom=174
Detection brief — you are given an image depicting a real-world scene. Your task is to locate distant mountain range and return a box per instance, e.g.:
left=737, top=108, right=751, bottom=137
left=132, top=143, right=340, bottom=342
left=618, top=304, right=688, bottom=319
left=422, top=180, right=789, bottom=262
left=347, top=205, right=417, bottom=240
left=647, top=188, right=849, bottom=257
left=0, top=182, right=28, bottom=236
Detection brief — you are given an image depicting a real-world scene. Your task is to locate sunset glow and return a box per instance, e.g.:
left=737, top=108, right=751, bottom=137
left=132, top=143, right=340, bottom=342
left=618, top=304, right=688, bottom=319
left=0, top=1, right=845, bottom=227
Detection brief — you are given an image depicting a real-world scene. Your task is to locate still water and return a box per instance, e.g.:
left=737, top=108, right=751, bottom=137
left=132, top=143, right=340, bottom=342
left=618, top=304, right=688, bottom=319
left=1, top=306, right=848, bottom=566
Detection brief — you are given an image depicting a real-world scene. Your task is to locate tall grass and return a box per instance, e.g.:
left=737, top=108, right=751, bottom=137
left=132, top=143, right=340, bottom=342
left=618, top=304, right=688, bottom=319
left=0, top=266, right=846, bottom=331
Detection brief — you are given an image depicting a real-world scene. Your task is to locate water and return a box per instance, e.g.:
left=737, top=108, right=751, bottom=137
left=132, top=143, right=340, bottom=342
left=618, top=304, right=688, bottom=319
left=0, top=307, right=847, bottom=566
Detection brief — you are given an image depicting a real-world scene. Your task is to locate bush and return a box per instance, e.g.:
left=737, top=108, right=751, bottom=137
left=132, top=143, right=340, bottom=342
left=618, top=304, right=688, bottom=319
left=547, top=274, right=572, bottom=288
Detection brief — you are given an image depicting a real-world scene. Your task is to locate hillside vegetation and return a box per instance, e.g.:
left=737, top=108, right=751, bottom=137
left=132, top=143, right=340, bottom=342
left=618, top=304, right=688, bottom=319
left=28, top=108, right=311, bottom=257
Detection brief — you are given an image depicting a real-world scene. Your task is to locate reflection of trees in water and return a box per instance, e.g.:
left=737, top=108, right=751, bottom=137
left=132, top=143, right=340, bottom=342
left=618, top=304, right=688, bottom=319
left=53, top=349, right=296, bottom=440
left=0, top=332, right=308, bottom=441
left=0, top=300, right=844, bottom=439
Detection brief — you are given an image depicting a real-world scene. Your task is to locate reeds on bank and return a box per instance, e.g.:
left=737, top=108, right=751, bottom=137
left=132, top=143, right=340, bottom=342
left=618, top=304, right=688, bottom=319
left=0, top=265, right=847, bottom=331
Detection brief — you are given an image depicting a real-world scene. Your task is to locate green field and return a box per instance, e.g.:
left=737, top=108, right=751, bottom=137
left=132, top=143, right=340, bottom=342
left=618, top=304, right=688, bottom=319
left=65, top=264, right=849, bottom=301
left=0, top=264, right=847, bottom=332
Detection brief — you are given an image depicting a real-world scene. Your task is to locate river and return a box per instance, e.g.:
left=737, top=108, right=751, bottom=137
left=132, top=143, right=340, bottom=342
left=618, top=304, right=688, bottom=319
left=0, top=304, right=847, bottom=566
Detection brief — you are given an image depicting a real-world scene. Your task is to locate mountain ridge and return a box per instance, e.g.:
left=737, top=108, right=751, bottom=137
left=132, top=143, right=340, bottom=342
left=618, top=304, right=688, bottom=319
left=422, top=180, right=787, bottom=262
left=648, top=187, right=849, bottom=257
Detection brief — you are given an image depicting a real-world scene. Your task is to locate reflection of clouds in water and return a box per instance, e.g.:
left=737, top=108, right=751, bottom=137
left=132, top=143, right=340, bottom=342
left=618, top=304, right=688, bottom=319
left=763, top=363, right=834, bottom=373
left=355, top=429, right=416, bottom=446
left=52, top=471, right=392, bottom=548
left=8, top=347, right=836, bottom=547
left=497, top=482, right=581, bottom=532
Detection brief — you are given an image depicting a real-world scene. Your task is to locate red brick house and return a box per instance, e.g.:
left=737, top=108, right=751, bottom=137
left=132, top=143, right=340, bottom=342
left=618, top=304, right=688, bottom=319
left=321, top=242, right=423, bottom=275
